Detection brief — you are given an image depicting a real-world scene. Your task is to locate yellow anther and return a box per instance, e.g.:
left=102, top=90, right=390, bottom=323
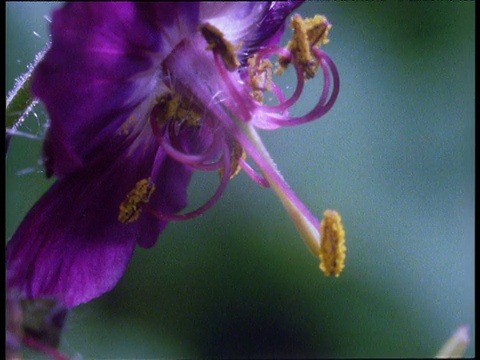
left=319, top=209, right=346, bottom=277
left=118, top=179, right=156, bottom=224
left=120, top=116, right=136, bottom=135
left=278, top=14, right=332, bottom=79
left=247, top=55, right=273, bottom=103
left=154, top=93, right=201, bottom=127
left=200, top=23, right=241, bottom=71
left=304, top=15, right=331, bottom=48
left=219, top=141, right=246, bottom=180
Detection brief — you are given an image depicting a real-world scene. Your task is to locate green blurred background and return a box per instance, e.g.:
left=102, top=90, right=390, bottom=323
left=6, top=2, right=474, bottom=358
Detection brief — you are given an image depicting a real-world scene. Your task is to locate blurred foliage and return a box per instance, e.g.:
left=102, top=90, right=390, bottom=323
left=6, top=2, right=474, bottom=358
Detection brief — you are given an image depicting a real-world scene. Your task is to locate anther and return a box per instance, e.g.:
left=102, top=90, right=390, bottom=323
left=278, top=14, right=332, bottom=79
left=247, top=55, right=273, bottom=103
left=118, top=178, right=156, bottom=224
left=200, top=23, right=240, bottom=71
left=153, top=93, right=201, bottom=127
left=218, top=141, right=246, bottom=180
left=319, top=209, right=346, bottom=277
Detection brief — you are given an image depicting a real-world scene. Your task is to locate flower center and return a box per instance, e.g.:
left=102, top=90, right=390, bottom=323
left=153, top=93, right=202, bottom=128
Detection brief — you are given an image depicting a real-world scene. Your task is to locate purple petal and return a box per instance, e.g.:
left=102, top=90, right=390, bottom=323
left=33, top=2, right=299, bottom=176
left=200, top=1, right=304, bottom=61
left=32, top=2, right=200, bottom=177
left=6, top=143, right=192, bottom=308
left=32, top=3, right=156, bottom=175
left=242, top=1, right=304, bottom=54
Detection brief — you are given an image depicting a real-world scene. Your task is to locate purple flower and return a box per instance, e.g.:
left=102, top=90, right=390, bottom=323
left=6, top=1, right=341, bottom=308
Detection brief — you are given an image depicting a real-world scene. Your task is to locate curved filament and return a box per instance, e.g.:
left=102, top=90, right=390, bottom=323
left=239, top=158, right=270, bottom=188
left=264, top=49, right=340, bottom=127
left=145, top=144, right=232, bottom=221
left=150, top=115, right=224, bottom=171
left=254, top=47, right=305, bottom=113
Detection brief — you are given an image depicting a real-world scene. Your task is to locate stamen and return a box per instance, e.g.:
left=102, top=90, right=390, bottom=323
left=319, top=210, right=346, bottom=277
left=218, top=140, right=246, bottom=180
left=149, top=91, right=230, bottom=171
left=248, top=46, right=303, bottom=115
left=118, top=178, right=156, bottom=224
left=278, top=14, right=331, bottom=79
left=145, top=144, right=232, bottom=221
left=200, top=23, right=240, bottom=71
left=152, top=93, right=201, bottom=127
left=245, top=44, right=338, bottom=130
left=264, top=49, right=340, bottom=127
left=150, top=115, right=225, bottom=171
left=119, top=116, right=136, bottom=135
left=247, top=55, right=273, bottom=103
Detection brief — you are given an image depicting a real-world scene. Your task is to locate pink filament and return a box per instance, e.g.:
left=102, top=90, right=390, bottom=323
left=254, top=47, right=305, bottom=113
left=239, top=158, right=270, bottom=188
left=264, top=49, right=340, bottom=127
left=145, top=143, right=232, bottom=221
left=150, top=115, right=224, bottom=171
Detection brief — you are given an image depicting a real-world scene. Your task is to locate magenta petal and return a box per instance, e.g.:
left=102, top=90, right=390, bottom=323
left=6, top=178, right=137, bottom=308
left=199, top=1, right=304, bottom=62
left=32, top=3, right=161, bottom=176
left=6, top=142, right=192, bottom=308
left=240, top=1, right=304, bottom=58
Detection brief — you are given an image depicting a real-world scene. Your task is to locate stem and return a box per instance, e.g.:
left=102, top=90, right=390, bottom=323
left=6, top=43, right=50, bottom=130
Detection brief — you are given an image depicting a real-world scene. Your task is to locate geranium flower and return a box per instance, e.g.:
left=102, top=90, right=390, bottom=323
left=6, top=1, right=344, bottom=308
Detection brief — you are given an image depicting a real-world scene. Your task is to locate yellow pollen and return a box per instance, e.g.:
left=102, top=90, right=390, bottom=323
left=120, top=116, right=136, bottom=135
left=200, top=23, right=241, bottom=71
left=247, top=55, right=273, bottom=103
left=218, top=141, right=246, bottom=180
left=118, top=178, right=156, bottom=224
left=278, top=14, right=332, bottom=79
left=319, top=209, right=346, bottom=277
left=154, top=93, right=201, bottom=127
